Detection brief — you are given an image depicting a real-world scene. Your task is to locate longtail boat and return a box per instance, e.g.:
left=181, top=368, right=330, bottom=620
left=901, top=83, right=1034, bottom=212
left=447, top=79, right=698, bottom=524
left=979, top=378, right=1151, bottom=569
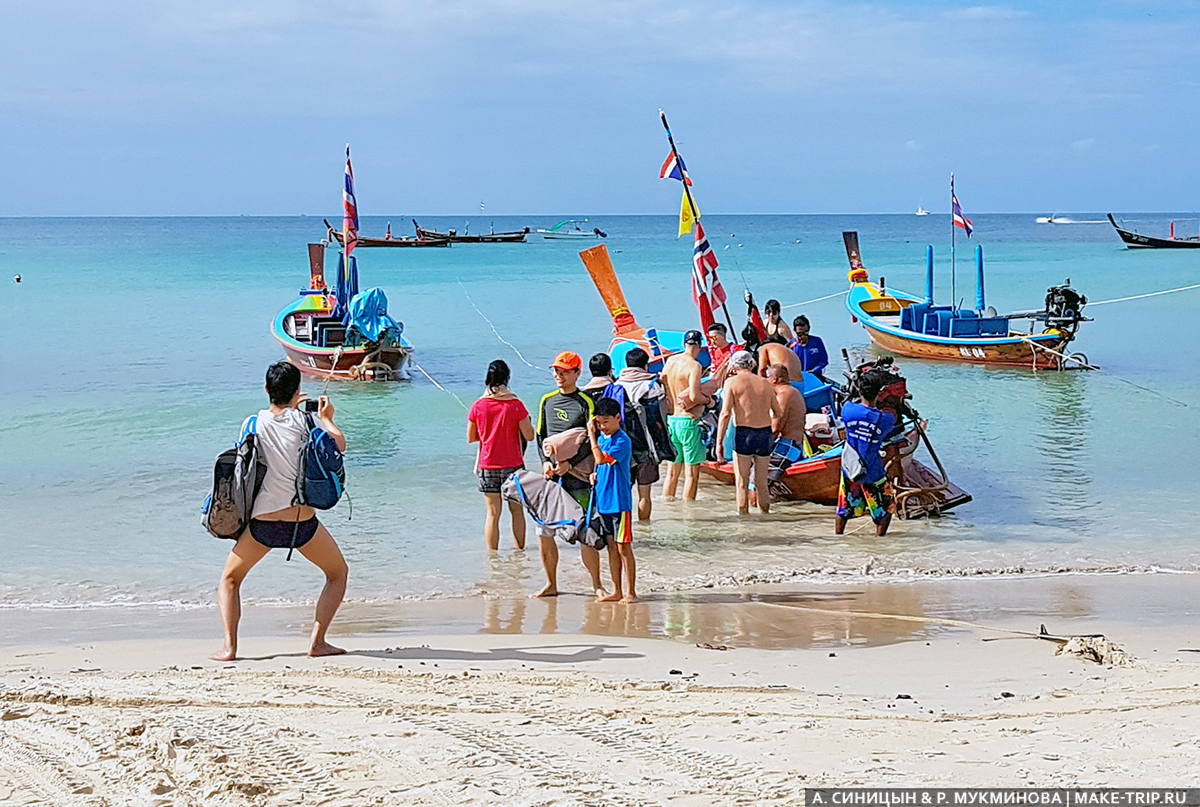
left=1107, top=213, right=1200, bottom=249
left=844, top=232, right=1091, bottom=369
left=412, top=219, right=529, bottom=243
left=272, top=243, right=413, bottom=381
left=580, top=244, right=969, bottom=516
left=324, top=219, right=449, bottom=248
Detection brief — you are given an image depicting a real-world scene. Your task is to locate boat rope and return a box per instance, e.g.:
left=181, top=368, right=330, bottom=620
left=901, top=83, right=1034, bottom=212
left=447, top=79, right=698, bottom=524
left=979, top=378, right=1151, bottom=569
left=1017, top=336, right=1191, bottom=409
left=319, top=347, right=346, bottom=396
left=1087, top=282, right=1200, bottom=307
left=782, top=289, right=848, bottom=311
left=411, top=359, right=469, bottom=411
left=458, top=279, right=544, bottom=370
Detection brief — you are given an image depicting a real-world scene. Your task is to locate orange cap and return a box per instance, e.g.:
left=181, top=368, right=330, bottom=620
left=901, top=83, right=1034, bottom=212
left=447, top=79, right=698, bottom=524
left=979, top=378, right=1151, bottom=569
left=550, top=351, right=582, bottom=371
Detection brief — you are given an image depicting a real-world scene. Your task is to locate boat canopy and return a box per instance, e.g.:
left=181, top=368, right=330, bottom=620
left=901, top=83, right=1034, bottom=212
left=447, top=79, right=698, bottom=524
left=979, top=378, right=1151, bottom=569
left=345, top=287, right=401, bottom=342
left=549, top=219, right=581, bottom=232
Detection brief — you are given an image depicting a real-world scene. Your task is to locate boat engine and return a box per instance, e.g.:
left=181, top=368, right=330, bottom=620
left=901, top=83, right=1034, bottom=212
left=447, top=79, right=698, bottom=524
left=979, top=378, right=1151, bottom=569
left=1044, top=282, right=1089, bottom=337
left=842, top=356, right=916, bottom=425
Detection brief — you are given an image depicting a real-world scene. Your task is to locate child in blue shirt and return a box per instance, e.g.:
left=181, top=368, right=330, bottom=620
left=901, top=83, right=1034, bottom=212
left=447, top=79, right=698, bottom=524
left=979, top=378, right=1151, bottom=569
left=588, top=397, right=637, bottom=602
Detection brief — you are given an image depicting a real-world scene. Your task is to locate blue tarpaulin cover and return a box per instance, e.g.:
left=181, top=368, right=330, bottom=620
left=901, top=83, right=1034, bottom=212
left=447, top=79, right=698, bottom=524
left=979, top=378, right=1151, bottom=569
left=343, top=286, right=400, bottom=342
left=332, top=254, right=360, bottom=321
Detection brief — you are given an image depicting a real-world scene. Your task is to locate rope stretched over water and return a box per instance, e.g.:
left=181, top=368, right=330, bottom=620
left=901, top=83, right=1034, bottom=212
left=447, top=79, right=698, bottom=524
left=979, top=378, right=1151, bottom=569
left=1087, top=282, right=1200, bottom=307
left=458, top=279, right=544, bottom=370
left=781, top=289, right=848, bottom=311
left=411, top=360, right=469, bottom=411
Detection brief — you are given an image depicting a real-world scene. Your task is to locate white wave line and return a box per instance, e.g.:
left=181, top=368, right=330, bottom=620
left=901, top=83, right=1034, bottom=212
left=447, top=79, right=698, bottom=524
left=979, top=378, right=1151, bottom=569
left=1088, top=282, right=1200, bottom=307
left=411, top=360, right=469, bottom=411
left=459, top=279, right=543, bottom=369
left=781, top=288, right=848, bottom=310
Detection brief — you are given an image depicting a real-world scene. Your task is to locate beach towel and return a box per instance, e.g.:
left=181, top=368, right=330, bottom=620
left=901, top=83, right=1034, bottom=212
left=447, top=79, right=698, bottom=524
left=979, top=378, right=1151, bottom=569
left=500, top=470, right=606, bottom=549
left=543, top=427, right=595, bottom=483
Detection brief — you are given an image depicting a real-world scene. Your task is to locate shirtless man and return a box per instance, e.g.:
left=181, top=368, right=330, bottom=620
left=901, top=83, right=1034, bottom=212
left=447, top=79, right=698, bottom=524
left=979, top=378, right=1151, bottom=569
left=757, top=336, right=804, bottom=381
left=662, top=330, right=709, bottom=501
left=766, top=364, right=812, bottom=480
left=716, top=351, right=782, bottom=514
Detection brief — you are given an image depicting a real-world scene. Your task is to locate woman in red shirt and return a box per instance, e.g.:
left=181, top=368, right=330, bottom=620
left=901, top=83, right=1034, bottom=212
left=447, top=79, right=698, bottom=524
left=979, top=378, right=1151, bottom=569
left=467, top=360, right=535, bottom=550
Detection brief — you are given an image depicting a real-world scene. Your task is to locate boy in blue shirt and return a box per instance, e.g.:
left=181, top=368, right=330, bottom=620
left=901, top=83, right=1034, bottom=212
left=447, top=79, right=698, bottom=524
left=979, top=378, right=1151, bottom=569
left=587, top=397, right=638, bottom=602
left=835, top=368, right=897, bottom=536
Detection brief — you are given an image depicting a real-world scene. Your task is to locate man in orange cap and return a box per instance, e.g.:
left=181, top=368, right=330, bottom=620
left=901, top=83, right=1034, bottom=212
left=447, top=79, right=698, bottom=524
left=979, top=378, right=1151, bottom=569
left=532, top=351, right=605, bottom=598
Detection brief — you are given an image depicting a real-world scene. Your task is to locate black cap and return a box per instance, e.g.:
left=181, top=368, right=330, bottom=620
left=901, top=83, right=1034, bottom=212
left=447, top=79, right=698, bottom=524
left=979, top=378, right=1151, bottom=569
left=683, top=329, right=703, bottom=345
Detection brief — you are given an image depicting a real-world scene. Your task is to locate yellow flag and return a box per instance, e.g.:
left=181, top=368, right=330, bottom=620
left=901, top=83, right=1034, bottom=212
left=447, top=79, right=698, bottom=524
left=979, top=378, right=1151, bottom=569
left=678, top=189, right=699, bottom=237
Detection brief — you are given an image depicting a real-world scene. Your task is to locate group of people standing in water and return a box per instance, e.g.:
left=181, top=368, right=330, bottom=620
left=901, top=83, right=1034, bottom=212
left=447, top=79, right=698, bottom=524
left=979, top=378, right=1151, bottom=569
left=463, top=299, right=898, bottom=600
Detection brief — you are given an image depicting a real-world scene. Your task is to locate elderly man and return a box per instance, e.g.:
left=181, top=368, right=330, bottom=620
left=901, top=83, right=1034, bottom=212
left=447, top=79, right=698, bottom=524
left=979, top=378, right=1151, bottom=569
left=716, top=351, right=782, bottom=515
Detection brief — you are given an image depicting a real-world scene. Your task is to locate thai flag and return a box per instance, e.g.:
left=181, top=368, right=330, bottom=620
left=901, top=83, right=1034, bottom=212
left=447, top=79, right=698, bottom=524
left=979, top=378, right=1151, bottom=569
left=952, top=193, right=973, bottom=237
left=659, top=151, right=693, bottom=186
left=691, top=221, right=726, bottom=330
left=342, top=145, right=359, bottom=257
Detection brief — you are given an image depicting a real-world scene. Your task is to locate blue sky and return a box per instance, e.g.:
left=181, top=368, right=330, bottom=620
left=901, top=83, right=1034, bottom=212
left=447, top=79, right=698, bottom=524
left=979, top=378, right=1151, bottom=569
left=2, top=0, right=1197, bottom=215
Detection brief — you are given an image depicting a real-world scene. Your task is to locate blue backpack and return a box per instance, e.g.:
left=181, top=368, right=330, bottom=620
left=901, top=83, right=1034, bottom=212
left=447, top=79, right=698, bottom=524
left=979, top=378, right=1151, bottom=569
left=295, top=413, right=346, bottom=512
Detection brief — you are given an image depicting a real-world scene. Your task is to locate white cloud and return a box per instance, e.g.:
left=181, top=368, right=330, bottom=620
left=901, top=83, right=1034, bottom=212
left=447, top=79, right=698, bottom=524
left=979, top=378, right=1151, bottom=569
left=944, top=6, right=1029, bottom=21
left=1070, top=138, right=1096, bottom=151
left=905, top=139, right=921, bottom=151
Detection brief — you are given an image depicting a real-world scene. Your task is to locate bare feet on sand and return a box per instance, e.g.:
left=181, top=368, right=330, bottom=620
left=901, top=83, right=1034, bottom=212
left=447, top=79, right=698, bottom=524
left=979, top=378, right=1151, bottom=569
left=532, top=584, right=559, bottom=598
left=596, top=590, right=622, bottom=602
left=308, top=641, right=346, bottom=657
left=209, top=648, right=237, bottom=662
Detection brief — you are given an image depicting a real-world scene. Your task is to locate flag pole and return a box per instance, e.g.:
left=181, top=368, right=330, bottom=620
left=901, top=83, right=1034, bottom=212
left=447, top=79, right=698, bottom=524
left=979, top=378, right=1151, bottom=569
left=659, top=109, right=737, bottom=336
left=950, top=172, right=958, bottom=308
left=343, top=144, right=352, bottom=296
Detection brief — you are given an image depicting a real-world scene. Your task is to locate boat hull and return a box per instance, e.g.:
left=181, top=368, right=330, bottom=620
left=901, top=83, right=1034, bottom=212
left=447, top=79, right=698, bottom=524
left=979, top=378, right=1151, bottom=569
left=1107, top=214, right=1200, bottom=249
left=414, top=222, right=527, bottom=243
left=278, top=339, right=411, bottom=381
left=325, top=221, right=449, bottom=248
left=699, top=452, right=842, bottom=505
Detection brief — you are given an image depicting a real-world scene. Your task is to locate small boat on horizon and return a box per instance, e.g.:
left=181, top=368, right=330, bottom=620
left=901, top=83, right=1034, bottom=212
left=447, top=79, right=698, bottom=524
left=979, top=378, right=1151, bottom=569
left=324, top=219, right=449, bottom=248
left=537, top=219, right=607, bottom=240
left=273, top=242, right=413, bottom=381
left=843, top=232, right=1091, bottom=369
left=412, top=219, right=529, bottom=243
left=1107, top=213, right=1200, bottom=249
left=915, top=205, right=929, bottom=216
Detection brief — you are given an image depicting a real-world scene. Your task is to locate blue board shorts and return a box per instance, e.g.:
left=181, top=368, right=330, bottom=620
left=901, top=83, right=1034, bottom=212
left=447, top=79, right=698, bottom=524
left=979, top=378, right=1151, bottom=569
left=734, top=426, right=773, bottom=457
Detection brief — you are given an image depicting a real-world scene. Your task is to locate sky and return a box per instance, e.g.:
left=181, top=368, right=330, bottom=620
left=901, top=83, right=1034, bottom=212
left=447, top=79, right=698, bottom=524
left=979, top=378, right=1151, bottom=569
left=2, top=0, right=1198, bottom=215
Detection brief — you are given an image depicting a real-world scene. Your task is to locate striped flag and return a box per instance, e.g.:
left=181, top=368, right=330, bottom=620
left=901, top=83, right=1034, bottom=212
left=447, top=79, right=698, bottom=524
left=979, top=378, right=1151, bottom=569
left=691, top=221, right=726, bottom=330
left=659, top=152, right=693, bottom=185
left=342, top=145, right=359, bottom=258
left=952, top=192, right=973, bottom=237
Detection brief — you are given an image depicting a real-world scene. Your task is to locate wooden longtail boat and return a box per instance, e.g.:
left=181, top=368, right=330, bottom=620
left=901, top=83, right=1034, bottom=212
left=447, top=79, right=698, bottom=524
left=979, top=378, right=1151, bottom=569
left=272, top=243, right=413, bottom=381
left=844, top=231, right=1091, bottom=369
left=412, top=219, right=529, bottom=243
left=1107, top=213, right=1200, bottom=249
left=324, top=219, right=449, bottom=248
left=580, top=245, right=970, bottom=515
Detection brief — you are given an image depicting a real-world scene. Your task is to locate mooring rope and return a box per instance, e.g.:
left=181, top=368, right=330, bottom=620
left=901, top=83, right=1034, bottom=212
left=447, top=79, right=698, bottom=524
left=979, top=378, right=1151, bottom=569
left=411, top=360, right=469, bottom=411
left=458, top=279, right=544, bottom=370
left=1087, top=282, right=1200, bottom=307
left=782, top=289, right=848, bottom=311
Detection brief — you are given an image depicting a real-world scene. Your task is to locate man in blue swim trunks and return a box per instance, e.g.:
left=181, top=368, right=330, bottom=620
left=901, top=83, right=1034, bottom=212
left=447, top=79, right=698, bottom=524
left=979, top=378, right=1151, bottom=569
left=716, top=351, right=782, bottom=514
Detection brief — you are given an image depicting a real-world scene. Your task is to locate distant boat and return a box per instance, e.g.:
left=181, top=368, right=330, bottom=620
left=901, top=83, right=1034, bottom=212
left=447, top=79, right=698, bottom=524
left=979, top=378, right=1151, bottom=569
left=324, top=219, right=449, bottom=248
left=1036, top=214, right=1057, bottom=224
left=537, top=219, right=607, bottom=240
left=1107, top=213, right=1200, bottom=249
left=273, top=243, right=414, bottom=382
left=914, top=206, right=929, bottom=216
left=412, top=219, right=529, bottom=243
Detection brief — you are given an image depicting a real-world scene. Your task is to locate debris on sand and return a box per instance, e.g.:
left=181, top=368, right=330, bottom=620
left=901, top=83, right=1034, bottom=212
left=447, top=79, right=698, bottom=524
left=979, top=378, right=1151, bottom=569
left=1056, top=636, right=1135, bottom=666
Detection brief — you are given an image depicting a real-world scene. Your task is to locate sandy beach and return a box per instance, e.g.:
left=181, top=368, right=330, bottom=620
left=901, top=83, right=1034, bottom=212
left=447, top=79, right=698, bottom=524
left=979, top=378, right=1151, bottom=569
left=2, top=574, right=1197, bottom=805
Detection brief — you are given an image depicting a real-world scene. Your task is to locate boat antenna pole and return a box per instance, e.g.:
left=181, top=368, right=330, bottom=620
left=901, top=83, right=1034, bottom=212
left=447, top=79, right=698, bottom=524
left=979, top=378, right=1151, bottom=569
left=950, top=171, right=956, bottom=308
left=659, top=109, right=737, bottom=336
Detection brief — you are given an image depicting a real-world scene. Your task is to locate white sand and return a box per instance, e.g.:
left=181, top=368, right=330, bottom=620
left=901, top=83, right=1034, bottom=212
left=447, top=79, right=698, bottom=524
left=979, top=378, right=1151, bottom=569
left=2, top=612, right=1198, bottom=805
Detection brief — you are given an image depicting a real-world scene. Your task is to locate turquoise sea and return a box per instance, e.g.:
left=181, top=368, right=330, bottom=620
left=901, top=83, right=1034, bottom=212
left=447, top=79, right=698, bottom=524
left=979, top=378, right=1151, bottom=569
left=2, top=214, right=1198, bottom=616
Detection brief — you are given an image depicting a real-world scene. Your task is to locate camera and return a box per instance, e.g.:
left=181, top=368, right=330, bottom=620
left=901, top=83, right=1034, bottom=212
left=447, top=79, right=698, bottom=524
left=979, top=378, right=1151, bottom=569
left=303, top=399, right=320, bottom=413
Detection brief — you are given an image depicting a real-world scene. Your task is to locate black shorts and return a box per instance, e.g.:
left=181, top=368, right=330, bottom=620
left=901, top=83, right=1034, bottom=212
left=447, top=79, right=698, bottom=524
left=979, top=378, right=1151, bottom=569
left=249, top=517, right=319, bottom=549
left=478, top=466, right=522, bottom=494
left=632, top=457, right=660, bottom=486
left=734, top=426, right=773, bottom=458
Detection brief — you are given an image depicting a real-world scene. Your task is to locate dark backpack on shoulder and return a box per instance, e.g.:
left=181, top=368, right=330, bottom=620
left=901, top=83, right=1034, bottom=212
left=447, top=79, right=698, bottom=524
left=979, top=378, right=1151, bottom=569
left=201, top=417, right=267, bottom=540
left=295, top=413, right=346, bottom=511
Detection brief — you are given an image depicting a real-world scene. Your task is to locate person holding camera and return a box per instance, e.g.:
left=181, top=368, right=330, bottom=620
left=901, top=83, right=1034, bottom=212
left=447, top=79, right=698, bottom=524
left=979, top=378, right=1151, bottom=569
left=211, top=361, right=349, bottom=662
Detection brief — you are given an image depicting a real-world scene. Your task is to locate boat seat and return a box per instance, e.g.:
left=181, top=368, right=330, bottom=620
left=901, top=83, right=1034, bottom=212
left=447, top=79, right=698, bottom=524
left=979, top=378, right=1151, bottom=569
left=949, top=317, right=981, bottom=337
left=924, top=310, right=954, bottom=336
left=900, top=302, right=928, bottom=332
left=315, top=322, right=347, bottom=347
left=976, top=317, right=1010, bottom=336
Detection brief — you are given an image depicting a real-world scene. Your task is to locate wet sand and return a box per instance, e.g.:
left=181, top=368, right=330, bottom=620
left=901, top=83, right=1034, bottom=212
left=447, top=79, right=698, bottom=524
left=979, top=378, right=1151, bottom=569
left=1, top=573, right=1197, bottom=803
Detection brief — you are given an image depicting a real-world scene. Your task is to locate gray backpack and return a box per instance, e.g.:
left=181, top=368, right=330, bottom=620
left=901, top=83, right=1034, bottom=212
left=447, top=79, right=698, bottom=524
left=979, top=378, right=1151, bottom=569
left=201, top=417, right=267, bottom=539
